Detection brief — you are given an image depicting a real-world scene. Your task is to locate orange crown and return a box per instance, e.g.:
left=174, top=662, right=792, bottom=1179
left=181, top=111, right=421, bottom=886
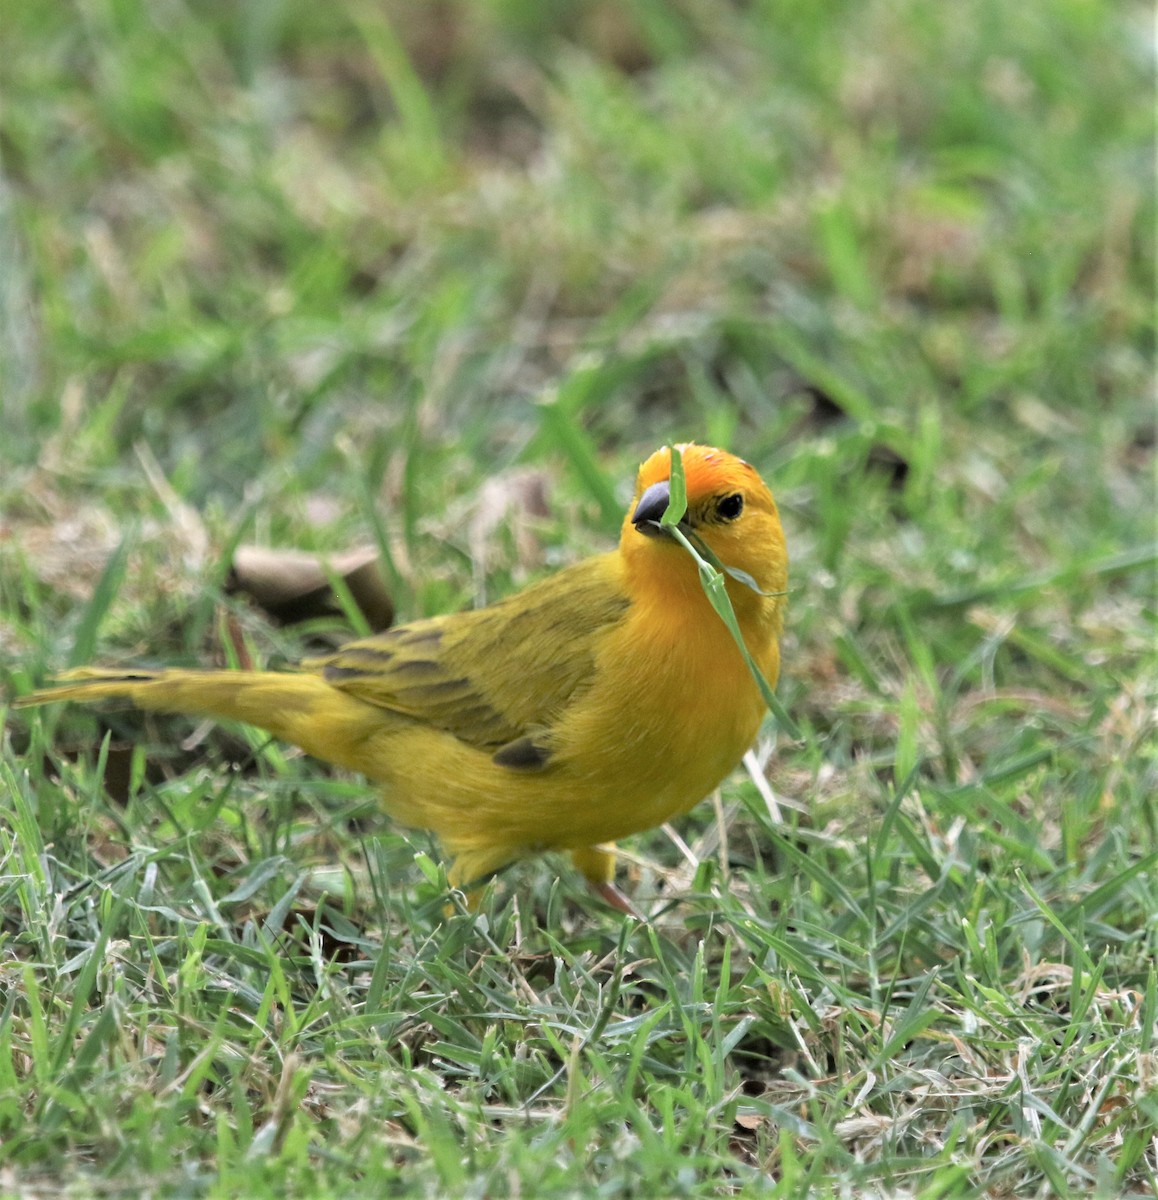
left=635, top=443, right=758, bottom=500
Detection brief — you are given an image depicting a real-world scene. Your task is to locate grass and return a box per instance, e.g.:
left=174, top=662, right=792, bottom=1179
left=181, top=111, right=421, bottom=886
left=1, top=0, right=1155, bottom=1195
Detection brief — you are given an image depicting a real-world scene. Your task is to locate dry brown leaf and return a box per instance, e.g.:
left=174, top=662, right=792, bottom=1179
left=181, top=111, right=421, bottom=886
left=228, top=545, right=394, bottom=632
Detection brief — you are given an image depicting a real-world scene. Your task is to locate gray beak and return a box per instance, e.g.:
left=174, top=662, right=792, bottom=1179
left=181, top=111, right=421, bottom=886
left=632, top=480, right=676, bottom=537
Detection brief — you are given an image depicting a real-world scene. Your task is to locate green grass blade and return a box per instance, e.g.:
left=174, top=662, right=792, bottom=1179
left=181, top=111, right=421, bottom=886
left=67, top=530, right=134, bottom=668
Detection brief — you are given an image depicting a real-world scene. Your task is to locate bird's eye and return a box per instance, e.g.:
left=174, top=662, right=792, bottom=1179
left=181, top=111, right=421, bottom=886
left=716, top=493, right=744, bottom=521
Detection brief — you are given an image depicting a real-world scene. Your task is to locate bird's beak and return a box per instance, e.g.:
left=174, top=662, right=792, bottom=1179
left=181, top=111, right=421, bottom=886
left=632, top=480, right=682, bottom=538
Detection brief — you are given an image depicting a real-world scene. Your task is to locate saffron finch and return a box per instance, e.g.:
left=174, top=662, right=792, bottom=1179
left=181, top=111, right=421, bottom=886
left=17, top=444, right=788, bottom=909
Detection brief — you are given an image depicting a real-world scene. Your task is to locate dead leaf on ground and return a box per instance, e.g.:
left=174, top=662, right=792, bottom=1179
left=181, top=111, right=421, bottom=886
left=227, top=545, right=394, bottom=632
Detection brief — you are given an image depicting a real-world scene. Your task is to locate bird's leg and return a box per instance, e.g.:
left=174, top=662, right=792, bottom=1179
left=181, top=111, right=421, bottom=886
left=570, top=844, right=645, bottom=920
left=590, top=879, right=645, bottom=920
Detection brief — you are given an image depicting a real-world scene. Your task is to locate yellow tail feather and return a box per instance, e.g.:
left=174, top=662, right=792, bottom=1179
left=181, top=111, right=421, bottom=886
left=16, top=668, right=388, bottom=779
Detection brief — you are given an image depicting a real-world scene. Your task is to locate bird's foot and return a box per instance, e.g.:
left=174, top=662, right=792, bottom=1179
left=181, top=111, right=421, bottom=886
left=591, top=879, right=645, bottom=921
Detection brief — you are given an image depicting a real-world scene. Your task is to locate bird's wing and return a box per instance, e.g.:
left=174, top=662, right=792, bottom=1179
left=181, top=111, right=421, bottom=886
left=305, top=556, right=629, bottom=766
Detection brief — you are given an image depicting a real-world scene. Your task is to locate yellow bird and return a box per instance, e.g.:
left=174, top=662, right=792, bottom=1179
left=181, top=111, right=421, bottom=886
left=16, top=444, right=788, bottom=910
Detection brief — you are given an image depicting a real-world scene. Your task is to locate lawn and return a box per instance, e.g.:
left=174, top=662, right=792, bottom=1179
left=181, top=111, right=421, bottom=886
left=1, top=1, right=1155, bottom=1196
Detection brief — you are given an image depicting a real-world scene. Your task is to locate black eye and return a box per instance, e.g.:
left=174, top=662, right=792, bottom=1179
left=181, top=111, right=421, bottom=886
left=716, top=493, right=744, bottom=521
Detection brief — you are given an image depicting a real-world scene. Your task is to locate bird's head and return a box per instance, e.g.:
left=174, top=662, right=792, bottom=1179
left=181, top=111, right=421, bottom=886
left=621, top=444, right=788, bottom=621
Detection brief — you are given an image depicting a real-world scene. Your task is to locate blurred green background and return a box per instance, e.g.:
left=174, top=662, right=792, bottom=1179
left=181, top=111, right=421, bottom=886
left=0, top=1, right=1154, bottom=1195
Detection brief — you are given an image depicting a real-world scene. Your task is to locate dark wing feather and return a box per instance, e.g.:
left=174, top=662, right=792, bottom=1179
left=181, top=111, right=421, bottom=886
left=304, top=556, right=628, bottom=766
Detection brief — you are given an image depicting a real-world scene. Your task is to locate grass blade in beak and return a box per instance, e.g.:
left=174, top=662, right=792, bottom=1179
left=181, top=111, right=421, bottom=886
left=662, top=446, right=798, bottom=740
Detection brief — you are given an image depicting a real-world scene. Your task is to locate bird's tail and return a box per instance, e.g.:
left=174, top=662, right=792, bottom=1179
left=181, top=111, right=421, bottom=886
left=15, top=667, right=387, bottom=777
